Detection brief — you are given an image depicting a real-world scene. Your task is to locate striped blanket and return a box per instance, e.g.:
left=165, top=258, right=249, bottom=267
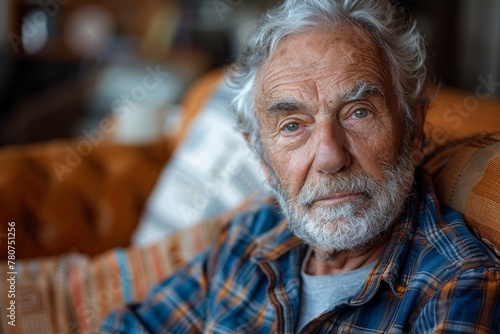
left=1, top=216, right=225, bottom=334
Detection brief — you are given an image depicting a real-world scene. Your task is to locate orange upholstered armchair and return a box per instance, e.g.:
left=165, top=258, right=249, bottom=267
left=0, top=70, right=499, bottom=333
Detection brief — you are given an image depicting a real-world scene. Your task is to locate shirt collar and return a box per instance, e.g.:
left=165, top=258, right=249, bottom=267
left=250, top=218, right=304, bottom=263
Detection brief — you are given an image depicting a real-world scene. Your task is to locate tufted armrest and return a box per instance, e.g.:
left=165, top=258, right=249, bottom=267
left=0, top=139, right=173, bottom=259
left=423, top=132, right=500, bottom=253
left=423, top=87, right=500, bottom=253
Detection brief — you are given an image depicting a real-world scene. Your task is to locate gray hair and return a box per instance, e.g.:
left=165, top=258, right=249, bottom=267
left=228, top=0, right=429, bottom=157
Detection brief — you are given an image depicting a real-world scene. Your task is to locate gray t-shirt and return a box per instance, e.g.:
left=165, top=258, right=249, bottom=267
left=297, top=249, right=376, bottom=331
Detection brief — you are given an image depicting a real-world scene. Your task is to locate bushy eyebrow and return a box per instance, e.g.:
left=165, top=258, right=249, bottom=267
left=343, top=80, right=386, bottom=102
left=263, top=80, right=385, bottom=113
left=265, top=97, right=305, bottom=113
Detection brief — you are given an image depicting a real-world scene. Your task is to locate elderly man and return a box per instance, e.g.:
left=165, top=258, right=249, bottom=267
left=103, top=0, right=500, bottom=332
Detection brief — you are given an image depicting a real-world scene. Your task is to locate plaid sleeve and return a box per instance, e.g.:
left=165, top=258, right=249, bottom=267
left=101, top=247, right=214, bottom=333
left=100, top=200, right=249, bottom=333
left=412, top=267, right=500, bottom=333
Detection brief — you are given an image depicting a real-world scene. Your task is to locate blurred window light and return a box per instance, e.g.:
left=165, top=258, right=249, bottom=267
left=22, top=9, right=49, bottom=55
left=64, top=5, right=114, bottom=58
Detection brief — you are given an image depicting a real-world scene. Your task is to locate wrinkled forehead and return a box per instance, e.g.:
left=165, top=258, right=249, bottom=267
left=268, top=24, right=381, bottom=66
left=254, top=24, right=393, bottom=102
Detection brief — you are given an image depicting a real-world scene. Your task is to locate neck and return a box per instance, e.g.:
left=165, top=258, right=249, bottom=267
left=305, top=237, right=389, bottom=275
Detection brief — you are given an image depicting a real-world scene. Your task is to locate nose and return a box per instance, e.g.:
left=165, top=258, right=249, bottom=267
left=312, top=124, right=352, bottom=175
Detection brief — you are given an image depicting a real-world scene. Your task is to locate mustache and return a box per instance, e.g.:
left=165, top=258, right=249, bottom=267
left=296, top=172, right=383, bottom=207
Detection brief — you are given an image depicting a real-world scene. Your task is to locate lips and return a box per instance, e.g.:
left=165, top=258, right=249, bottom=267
left=297, top=173, right=377, bottom=208
left=312, top=192, right=365, bottom=206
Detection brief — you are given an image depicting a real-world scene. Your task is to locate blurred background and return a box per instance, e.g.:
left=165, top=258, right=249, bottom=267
left=0, top=0, right=498, bottom=147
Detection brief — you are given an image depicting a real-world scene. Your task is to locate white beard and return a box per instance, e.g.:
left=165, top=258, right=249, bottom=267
left=268, top=144, right=415, bottom=252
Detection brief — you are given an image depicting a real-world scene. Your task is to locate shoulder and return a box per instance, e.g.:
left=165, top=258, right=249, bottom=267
left=204, top=196, right=286, bottom=268
left=411, top=264, right=500, bottom=333
left=418, top=203, right=499, bottom=271
left=407, top=184, right=500, bottom=288
left=225, top=196, right=284, bottom=238
left=401, top=189, right=500, bottom=331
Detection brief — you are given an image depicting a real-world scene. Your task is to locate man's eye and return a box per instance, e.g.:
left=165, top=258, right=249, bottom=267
left=283, top=123, right=300, bottom=132
left=352, top=109, right=370, bottom=119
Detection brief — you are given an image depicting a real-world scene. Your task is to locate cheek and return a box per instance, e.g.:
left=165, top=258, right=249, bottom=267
left=265, top=142, right=311, bottom=194
left=347, top=122, right=400, bottom=178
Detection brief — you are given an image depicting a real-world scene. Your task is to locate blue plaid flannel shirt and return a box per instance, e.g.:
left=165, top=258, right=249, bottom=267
left=102, top=173, right=500, bottom=333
